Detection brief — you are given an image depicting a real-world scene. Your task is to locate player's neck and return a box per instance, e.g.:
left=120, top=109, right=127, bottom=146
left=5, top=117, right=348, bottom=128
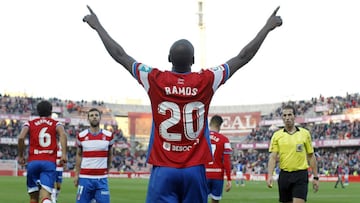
left=172, top=66, right=191, bottom=73
left=209, top=126, right=219, bottom=132
left=285, top=126, right=296, bottom=134
left=89, top=127, right=101, bottom=134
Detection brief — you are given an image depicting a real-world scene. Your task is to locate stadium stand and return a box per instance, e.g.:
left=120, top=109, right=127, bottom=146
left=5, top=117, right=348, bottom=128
left=0, top=92, right=359, bottom=178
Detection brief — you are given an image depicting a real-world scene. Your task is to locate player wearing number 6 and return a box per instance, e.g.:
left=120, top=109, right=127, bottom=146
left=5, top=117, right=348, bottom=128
left=83, top=5, right=282, bottom=203
left=18, top=100, right=68, bottom=203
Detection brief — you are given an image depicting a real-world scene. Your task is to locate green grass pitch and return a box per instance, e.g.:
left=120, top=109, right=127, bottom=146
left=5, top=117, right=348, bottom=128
left=0, top=176, right=359, bottom=202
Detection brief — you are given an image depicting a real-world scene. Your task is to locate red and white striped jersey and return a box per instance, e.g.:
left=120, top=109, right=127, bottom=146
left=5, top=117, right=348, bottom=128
left=24, top=117, right=62, bottom=163
left=76, top=129, right=114, bottom=178
left=132, top=62, right=229, bottom=168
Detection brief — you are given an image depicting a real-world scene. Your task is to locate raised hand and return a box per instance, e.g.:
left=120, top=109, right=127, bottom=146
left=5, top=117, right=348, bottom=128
left=83, top=5, right=101, bottom=30
left=266, top=6, right=283, bottom=31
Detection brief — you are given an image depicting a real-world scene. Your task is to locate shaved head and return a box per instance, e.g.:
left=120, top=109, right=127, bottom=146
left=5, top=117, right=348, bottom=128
left=168, top=39, right=194, bottom=72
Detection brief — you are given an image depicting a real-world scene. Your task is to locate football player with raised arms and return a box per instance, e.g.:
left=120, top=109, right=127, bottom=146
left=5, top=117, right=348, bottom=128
left=83, top=5, right=282, bottom=202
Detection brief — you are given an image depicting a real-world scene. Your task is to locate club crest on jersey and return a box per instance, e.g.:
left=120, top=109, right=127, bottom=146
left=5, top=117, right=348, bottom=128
left=138, top=64, right=151, bottom=72
left=177, top=78, right=184, bottom=85
left=163, top=142, right=171, bottom=151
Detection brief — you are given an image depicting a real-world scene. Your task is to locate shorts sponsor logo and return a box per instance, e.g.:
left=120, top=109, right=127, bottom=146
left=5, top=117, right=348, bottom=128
left=101, top=190, right=110, bottom=195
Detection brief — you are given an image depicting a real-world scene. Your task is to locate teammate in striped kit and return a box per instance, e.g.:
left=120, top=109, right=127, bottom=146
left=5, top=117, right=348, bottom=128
left=74, top=108, right=115, bottom=203
left=18, top=100, right=68, bottom=203
left=83, top=5, right=282, bottom=202
left=205, top=115, right=233, bottom=203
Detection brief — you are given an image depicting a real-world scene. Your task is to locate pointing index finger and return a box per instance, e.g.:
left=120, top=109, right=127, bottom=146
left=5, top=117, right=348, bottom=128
left=87, top=5, right=95, bottom=15
left=272, top=6, right=280, bottom=16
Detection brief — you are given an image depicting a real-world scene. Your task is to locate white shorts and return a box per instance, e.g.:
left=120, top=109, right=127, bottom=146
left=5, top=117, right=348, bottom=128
left=236, top=171, right=243, bottom=179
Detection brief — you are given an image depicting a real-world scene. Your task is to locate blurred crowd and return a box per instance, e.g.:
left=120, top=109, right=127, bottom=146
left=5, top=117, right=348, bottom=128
left=246, top=120, right=360, bottom=143
left=232, top=147, right=359, bottom=177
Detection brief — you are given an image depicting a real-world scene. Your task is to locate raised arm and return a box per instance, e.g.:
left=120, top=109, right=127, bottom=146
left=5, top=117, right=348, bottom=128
left=227, top=6, right=282, bottom=78
left=83, top=5, right=136, bottom=73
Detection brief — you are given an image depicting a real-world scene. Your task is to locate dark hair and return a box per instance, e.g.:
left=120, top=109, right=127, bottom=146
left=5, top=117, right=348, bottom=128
left=87, top=108, right=101, bottom=118
left=37, top=100, right=52, bottom=117
left=168, top=39, right=194, bottom=68
left=210, top=115, right=223, bottom=127
left=282, top=105, right=296, bottom=115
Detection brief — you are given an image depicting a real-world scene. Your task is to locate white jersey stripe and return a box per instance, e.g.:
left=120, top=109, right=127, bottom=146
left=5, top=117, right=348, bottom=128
left=224, top=142, right=232, bottom=149
left=210, top=65, right=227, bottom=92
left=79, top=174, right=108, bottom=179
left=81, top=140, right=111, bottom=151
left=139, top=70, right=150, bottom=92
left=81, top=157, right=108, bottom=169
left=206, top=168, right=222, bottom=172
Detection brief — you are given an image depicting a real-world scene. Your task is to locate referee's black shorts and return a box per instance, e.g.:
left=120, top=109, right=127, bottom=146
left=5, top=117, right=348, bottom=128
left=278, top=169, right=309, bottom=202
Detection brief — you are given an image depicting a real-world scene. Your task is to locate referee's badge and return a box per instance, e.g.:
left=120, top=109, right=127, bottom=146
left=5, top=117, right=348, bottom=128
left=296, top=144, right=303, bottom=152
